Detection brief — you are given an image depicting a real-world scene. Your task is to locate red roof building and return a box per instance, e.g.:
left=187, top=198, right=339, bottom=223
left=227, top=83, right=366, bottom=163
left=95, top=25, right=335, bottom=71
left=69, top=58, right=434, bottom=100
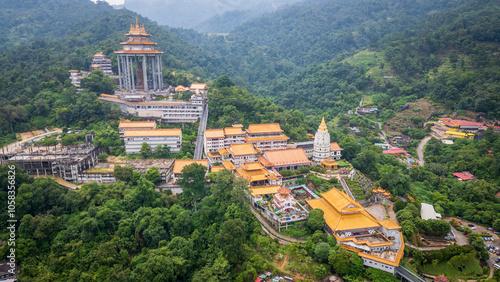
left=452, top=171, right=476, bottom=181
left=382, top=148, right=407, bottom=155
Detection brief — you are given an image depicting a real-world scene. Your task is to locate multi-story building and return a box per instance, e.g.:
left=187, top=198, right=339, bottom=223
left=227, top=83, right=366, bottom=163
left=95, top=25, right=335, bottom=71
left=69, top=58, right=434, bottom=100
left=273, top=186, right=298, bottom=213
left=89, top=52, right=113, bottom=75
left=307, top=188, right=404, bottom=274
left=259, top=148, right=311, bottom=171
left=245, top=123, right=289, bottom=151
left=227, top=143, right=261, bottom=167
left=123, top=128, right=182, bottom=154
left=235, top=162, right=282, bottom=187
left=98, top=20, right=207, bottom=123
left=118, top=120, right=156, bottom=137
left=204, top=125, right=246, bottom=158
left=329, top=142, right=343, bottom=160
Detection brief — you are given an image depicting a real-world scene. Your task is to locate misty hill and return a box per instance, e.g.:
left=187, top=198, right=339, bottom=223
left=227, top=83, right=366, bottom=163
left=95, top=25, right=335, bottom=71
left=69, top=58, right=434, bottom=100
left=118, top=0, right=303, bottom=30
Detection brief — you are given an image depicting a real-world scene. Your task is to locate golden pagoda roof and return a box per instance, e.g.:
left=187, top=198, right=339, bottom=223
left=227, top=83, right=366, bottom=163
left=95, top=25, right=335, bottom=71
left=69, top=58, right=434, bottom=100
left=125, top=18, right=151, bottom=36
left=318, top=116, right=328, bottom=131
left=278, top=186, right=291, bottom=194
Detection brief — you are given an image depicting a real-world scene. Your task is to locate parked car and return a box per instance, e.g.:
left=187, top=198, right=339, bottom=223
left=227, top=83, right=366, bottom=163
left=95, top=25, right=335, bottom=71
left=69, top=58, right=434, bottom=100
left=468, top=224, right=474, bottom=227
left=495, top=231, right=500, bottom=235
left=494, top=264, right=500, bottom=270
left=489, top=227, right=494, bottom=231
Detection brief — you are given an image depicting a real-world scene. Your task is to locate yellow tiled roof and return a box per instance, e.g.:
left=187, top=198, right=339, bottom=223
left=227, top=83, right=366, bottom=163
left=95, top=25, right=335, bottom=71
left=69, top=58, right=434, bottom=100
left=175, top=85, right=186, bottom=92
left=204, top=129, right=225, bottom=139
left=224, top=126, right=245, bottom=136
left=242, top=162, right=265, bottom=171
left=211, top=166, right=225, bottom=173
left=246, top=123, right=283, bottom=134
left=119, top=120, right=156, bottom=129
left=218, top=148, right=229, bottom=155
left=245, top=135, right=290, bottom=142
left=249, top=185, right=282, bottom=197
left=123, top=128, right=181, bottom=137
left=307, top=189, right=381, bottom=231
left=318, top=116, right=328, bottom=131
left=258, top=155, right=272, bottom=167
left=262, top=148, right=311, bottom=166
left=189, top=83, right=208, bottom=90
left=228, top=143, right=259, bottom=156
left=377, top=219, right=401, bottom=230
left=330, top=142, right=343, bottom=151
left=236, top=166, right=273, bottom=183
left=173, top=159, right=208, bottom=174
left=207, top=152, right=221, bottom=158
left=221, top=161, right=237, bottom=171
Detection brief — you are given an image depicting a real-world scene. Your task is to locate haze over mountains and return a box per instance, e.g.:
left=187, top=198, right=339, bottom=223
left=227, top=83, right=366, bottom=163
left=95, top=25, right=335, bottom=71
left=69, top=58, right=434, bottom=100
left=115, top=0, right=304, bottom=32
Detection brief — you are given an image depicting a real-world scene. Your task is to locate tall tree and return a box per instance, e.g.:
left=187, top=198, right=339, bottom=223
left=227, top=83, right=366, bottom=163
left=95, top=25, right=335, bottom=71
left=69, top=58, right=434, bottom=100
left=178, top=163, right=207, bottom=211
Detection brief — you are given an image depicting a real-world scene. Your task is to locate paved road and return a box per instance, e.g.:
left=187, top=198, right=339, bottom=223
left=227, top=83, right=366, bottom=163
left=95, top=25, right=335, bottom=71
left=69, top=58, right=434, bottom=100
left=416, top=136, right=432, bottom=167
left=340, top=179, right=355, bottom=200
left=193, top=102, right=208, bottom=159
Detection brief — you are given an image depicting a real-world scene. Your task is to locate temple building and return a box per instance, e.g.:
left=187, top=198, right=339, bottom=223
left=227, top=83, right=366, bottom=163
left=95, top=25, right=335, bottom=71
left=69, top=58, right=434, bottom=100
left=236, top=162, right=282, bottom=187
left=115, top=18, right=163, bottom=95
left=307, top=188, right=404, bottom=274
left=313, top=117, right=343, bottom=162
left=118, top=120, right=156, bottom=138
left=245, top=123, right=289, bottom=151
left=89, top=52, right=113, bottom=75
left=123, top=128, right=182, bottom=154
left=259, top=148, right=311, bottom=171
left=273, top=186, right=298, bottom=213
left=98, top=19, right=207, bottom=123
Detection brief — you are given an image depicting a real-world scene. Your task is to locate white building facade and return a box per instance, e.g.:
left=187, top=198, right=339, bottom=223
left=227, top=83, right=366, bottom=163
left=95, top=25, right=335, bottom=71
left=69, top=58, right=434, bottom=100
left=124, top=129, right=182, bottom=154
left=313, top=117, right=331, bottom=162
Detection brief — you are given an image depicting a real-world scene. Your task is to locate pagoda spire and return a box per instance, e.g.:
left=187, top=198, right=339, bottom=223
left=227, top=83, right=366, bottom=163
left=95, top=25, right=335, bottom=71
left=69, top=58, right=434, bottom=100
left=318, top=116, right=328, bottom=131
left=135, top=17, right=139, bottom=29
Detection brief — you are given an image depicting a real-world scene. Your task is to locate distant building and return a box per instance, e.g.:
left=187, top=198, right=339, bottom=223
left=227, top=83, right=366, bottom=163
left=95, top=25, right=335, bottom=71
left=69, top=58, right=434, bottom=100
left=118, top=120, right=156, bottom=138
left=374, top=143, right=390, bottom=150
left=273, top=186, right=297, bottom=213
left=226, top=143, right=261, bottom=167
left=235, top=162, right=281, bottom=187
left=452, top=171, right=476, bottom=181
left=293, top=141, right=314, bottom=158
left=356, top=107, right=378, bottom=114
left=123, top=128, right=182, bottom=154
left=68, top=70, right=86, bottom=88
left=89, top=52, right=113, bottom=75
left=188, top=83, right=209, bottom=94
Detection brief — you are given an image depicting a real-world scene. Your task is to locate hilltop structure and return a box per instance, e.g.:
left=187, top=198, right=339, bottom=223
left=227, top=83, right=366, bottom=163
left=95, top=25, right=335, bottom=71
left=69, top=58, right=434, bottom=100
left=98, top=19, right=207, bottom=123
left=115, top=18, right=163, bottom=94
left=313, top=117, right=343, bottom=163
left=89, top=52, right=113, bottom=75
left=307, top=188, right=404, bottom=274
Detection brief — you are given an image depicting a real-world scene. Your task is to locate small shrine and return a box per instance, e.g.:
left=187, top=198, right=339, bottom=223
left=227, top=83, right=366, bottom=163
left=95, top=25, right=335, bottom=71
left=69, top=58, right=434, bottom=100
left=273, top=186, right=298, bottom=213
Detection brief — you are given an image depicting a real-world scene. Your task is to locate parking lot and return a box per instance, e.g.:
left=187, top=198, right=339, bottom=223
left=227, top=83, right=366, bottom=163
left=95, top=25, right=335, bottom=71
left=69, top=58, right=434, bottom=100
left=446, top=217, right=500, bottom=272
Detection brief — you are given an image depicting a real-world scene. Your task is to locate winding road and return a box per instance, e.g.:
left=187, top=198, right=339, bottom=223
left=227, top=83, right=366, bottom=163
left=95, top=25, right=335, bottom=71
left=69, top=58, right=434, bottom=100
left=416, top=135, right=432, bottom=167
left=355, top=98, right=388, bottom=144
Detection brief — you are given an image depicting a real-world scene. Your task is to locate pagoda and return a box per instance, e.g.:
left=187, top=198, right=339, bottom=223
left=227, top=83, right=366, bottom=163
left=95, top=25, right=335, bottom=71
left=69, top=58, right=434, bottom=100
left=313, top=117, right=331, bottom=162
left=115, top=18, right=164, bottom=94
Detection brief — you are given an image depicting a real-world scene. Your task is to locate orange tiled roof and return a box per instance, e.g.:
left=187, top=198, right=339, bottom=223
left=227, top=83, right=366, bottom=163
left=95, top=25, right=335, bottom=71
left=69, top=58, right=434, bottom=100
left=123, top=128, right=181, bottom=137
left=221, top=161, right=237, bottom=171
left=307, top=188, right=382, bottom=231
left=173, top=159, right=208, bottom=174
left=262, top=148, right=311, bottom=166
left=245, top=135, right=289, bottom=142
left=249, top=185, right=282, bottom=197
left=120, top=41, right=157, bottom=45
left=207, top=152, right=221, bottom=158
left=246, top=123, right=283, bottom=134
left=330, top=142, right=343, bottom=151
left=258, top=155, right=273, bottom=167
left=377, top=219, right=401, bottom=230
left=218, top=148, right=230, bottom=155
left=224, top=126, right=245, bottom=136
left=189, top=83, right=208, bottom=90
left=115, top=50, right=163, bottom=54
left=228, top=143, right=259, bottom=156
left=119, top=120, right=156, bottom=129
left=242, top=162, right=265, bottom=171
left=204, top=129, right=225, bottom=139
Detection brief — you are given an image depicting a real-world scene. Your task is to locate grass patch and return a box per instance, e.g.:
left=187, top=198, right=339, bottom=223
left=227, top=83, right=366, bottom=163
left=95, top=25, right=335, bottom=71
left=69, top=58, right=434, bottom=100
left=336, top=159, right=350, bottom=167
left=420, top=256, right=483, bottom=279
left=362, top=95, right=374, bottom=107
left=279, top=222, right=309, bottom=238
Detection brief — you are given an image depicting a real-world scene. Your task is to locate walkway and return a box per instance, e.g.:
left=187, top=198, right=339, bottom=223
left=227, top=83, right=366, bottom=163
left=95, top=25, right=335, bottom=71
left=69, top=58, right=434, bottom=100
left=287, top=185, right=320, bottom=199
left=34, top=175, right=81, bottom=190
left=193, top=102, right=209, bottom=159
left=250, top=205, right=306, bottom=244
left=396, top=266, right=426, bottom=282
left=340, top=179, right=355, bottom=200
left=416, top=136, right=432, bottom=167
left=1, top=128, right=62, bottom=157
